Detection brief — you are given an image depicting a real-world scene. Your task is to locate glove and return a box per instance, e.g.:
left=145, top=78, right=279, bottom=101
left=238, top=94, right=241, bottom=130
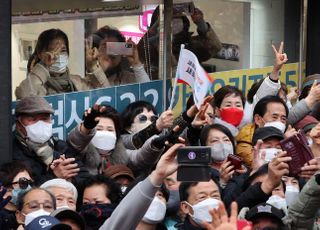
left=0, top=183, right=11, bottom=210
left=152, top=129, right=180, bottom=149
left=82, top=105, right=101, bottom=129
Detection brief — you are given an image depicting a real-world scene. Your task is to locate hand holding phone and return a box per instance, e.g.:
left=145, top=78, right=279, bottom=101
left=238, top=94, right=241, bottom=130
left=280, top=130, right=314, bottom=176
left=227, top=154, right=242, bottom=170
left=106, top=42, right=133, bottom=56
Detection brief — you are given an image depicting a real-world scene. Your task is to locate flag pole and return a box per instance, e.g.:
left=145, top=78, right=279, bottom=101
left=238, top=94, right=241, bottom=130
left=169, top=44, right=185, bottom=110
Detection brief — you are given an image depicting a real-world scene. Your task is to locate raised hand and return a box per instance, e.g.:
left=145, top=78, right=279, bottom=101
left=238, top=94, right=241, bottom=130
left=272, top=41, right=288, bottom=72
left=85, top=36, right=100, bottom=72
left=149, top=143, right=185, bottom=186
left=51, top=155, right=80, bottom=180
left=261, top=151, right=291, bottom=194
left=156, top=109, right=174, bottom=131
left=126, top=38, right=142, bottom=67
left=82, top=104, right=107, bottom=131
left=203, top=202, right=252, bottom=230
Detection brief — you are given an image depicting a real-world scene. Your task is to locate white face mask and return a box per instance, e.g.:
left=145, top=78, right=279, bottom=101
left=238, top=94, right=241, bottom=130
left=142, top=197, right=167, bottom=224
left=24, top=209, right=51, bottom=226
left=264, top=121, right=286, bottom=133
left=56, top=205, right=71, bottom=210
left=266, top=195, right=287, bottom=211
left=259, top=148, right=279, bottom=163
left=49, top=54, right=69, bottom=73
left=210, top=142, right=234, bottom=162
left=188, top=198, right=220, bottom=226
left=129, top=120, right=152, bottom=134
left=25, top=120, right=52, bottom=144
left=91, top=131, right=117, bottom=151
left=285, top=185, right=299, bottom=207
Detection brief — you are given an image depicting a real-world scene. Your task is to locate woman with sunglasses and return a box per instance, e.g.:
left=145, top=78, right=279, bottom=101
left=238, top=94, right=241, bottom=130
left=15, top=28, right=111, bottom=99
left=120, top=101, right=174, bottom=150
left=68, top=103, right=168, bottom=177
left=0, top=161, right=33, bottom=230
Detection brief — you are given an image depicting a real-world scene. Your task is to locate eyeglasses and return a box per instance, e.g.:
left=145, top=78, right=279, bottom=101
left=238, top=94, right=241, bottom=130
left=137, top=114, right=158, bottom=123
left=24, top=201, right=54, bottom=211
left=11, top=177, right=33, bottom=189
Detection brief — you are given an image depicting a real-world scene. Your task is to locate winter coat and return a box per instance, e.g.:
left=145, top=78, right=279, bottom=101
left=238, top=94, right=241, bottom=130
left=236, top=123, right=255, bottom=168
left=15, top=63, right=110, bottom=99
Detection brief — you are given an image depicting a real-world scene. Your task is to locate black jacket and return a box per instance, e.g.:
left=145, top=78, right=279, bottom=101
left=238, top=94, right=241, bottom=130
left=0, top=209, right=18, bottom=230
left=12, top=136, right=90, bottom=186
left=176, top=217, right=204, bottom=230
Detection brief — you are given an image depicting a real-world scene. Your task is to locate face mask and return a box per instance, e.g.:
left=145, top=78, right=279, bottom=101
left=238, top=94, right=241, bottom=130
left=80, top=203, right=116, bottom=229
left=24, top=209, right=51, bottom=226
left=285, top=185, right=299, bottom=207
left=91, top=131, right=117, bottom=151
left=220, top=108, right=244, bottom=127
left=11, top=185, right=31, bottom=205
left=166, top=190, right=180, bottom=214
left=259, top=148, right=279, bottom=162
left=210, top=142, right=234, bottom=162
left=142, top=197, right=167, bottom=224
left=129, top=120, right=152, bottom=134
left=266, top=195, right=287, bottom=211
left=264, top=121, right=286, bottom=133
left=187, top=198, right=220, bottom=226
left=25, top=120, right=52, bottom=144
left=56, top=205, right=71, bottom=210
left=49, top=54, right=69, bottom=73
left=172, top=18, right=184, bottom=35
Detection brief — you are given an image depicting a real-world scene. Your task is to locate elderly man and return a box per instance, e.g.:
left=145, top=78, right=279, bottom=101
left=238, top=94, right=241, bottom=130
left=13, top=96, right=88, bottom=185
left=40, top=179, right=78, bottom=211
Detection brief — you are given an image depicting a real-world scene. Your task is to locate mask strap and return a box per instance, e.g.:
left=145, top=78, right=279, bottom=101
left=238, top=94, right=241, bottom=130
left=183, top=201, right=194, bottom=216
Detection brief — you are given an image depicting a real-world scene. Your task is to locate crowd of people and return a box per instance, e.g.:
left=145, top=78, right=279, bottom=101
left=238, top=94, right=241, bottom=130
left=2, top=5, right=320, bottom=230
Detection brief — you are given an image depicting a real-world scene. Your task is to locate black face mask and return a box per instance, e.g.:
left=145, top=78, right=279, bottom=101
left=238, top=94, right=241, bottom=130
left=80, top=203, right=117, bottom=230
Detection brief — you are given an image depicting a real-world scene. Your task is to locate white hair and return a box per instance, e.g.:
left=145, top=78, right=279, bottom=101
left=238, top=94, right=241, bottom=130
left=40, top=178, right=78, bottom=201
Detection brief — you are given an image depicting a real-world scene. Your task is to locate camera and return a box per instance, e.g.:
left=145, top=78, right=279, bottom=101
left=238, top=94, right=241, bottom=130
left=177, top=146, right=212, bottom=182
left=106, top=42, right=134, bottom=56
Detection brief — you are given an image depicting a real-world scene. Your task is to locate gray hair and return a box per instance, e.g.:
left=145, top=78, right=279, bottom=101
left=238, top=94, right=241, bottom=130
left=40, top=178, right=78, bottom=201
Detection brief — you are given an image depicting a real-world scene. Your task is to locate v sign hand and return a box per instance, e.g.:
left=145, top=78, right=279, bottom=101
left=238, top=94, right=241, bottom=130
left=270, top=41, right=288, bottom=81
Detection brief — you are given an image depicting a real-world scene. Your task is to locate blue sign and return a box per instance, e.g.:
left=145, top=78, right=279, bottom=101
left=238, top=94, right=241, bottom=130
left=12, top=80, right=164, bottom=140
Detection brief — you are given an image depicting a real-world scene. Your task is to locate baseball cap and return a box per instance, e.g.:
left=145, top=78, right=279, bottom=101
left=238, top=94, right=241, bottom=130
left=51, top=208, right=86, bottom=230
left=245, top=203, right=285, bottom=225
left=302, top=73, right=320, bottom=89
left=294, top=115, right=318, bottom=133
left=15, top=96, right=54, bottom=116
left=252, top=126, right=284, bottom=145
left=25, top=215, right=72, bottom=230
left=103, top=164, right=135, bottom=180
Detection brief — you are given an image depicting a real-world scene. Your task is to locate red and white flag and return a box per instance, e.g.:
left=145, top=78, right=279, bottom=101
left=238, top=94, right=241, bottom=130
left=170, top=46, right=214, bottom=109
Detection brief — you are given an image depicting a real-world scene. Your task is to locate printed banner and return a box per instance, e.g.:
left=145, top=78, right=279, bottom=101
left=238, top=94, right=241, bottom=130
left=11, top=63, right=300, bottom=140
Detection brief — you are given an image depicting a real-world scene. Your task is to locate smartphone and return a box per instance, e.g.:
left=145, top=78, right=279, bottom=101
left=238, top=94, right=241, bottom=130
left=106, top=42, right=133, bottom=56
left=177, top=146, right=211, bottom=164
left=177, top=146, right=212, bottom=182
left=227, top=154, right=242, bottom=170
left=280, top=130, right=314, bottom=176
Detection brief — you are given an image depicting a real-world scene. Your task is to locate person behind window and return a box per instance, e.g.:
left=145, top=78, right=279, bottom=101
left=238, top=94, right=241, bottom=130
left=138, top=6, right=222, bottom=80
left=86, top=26, right=150, bottom=86
left=15, top=28, right=110, bottom=99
